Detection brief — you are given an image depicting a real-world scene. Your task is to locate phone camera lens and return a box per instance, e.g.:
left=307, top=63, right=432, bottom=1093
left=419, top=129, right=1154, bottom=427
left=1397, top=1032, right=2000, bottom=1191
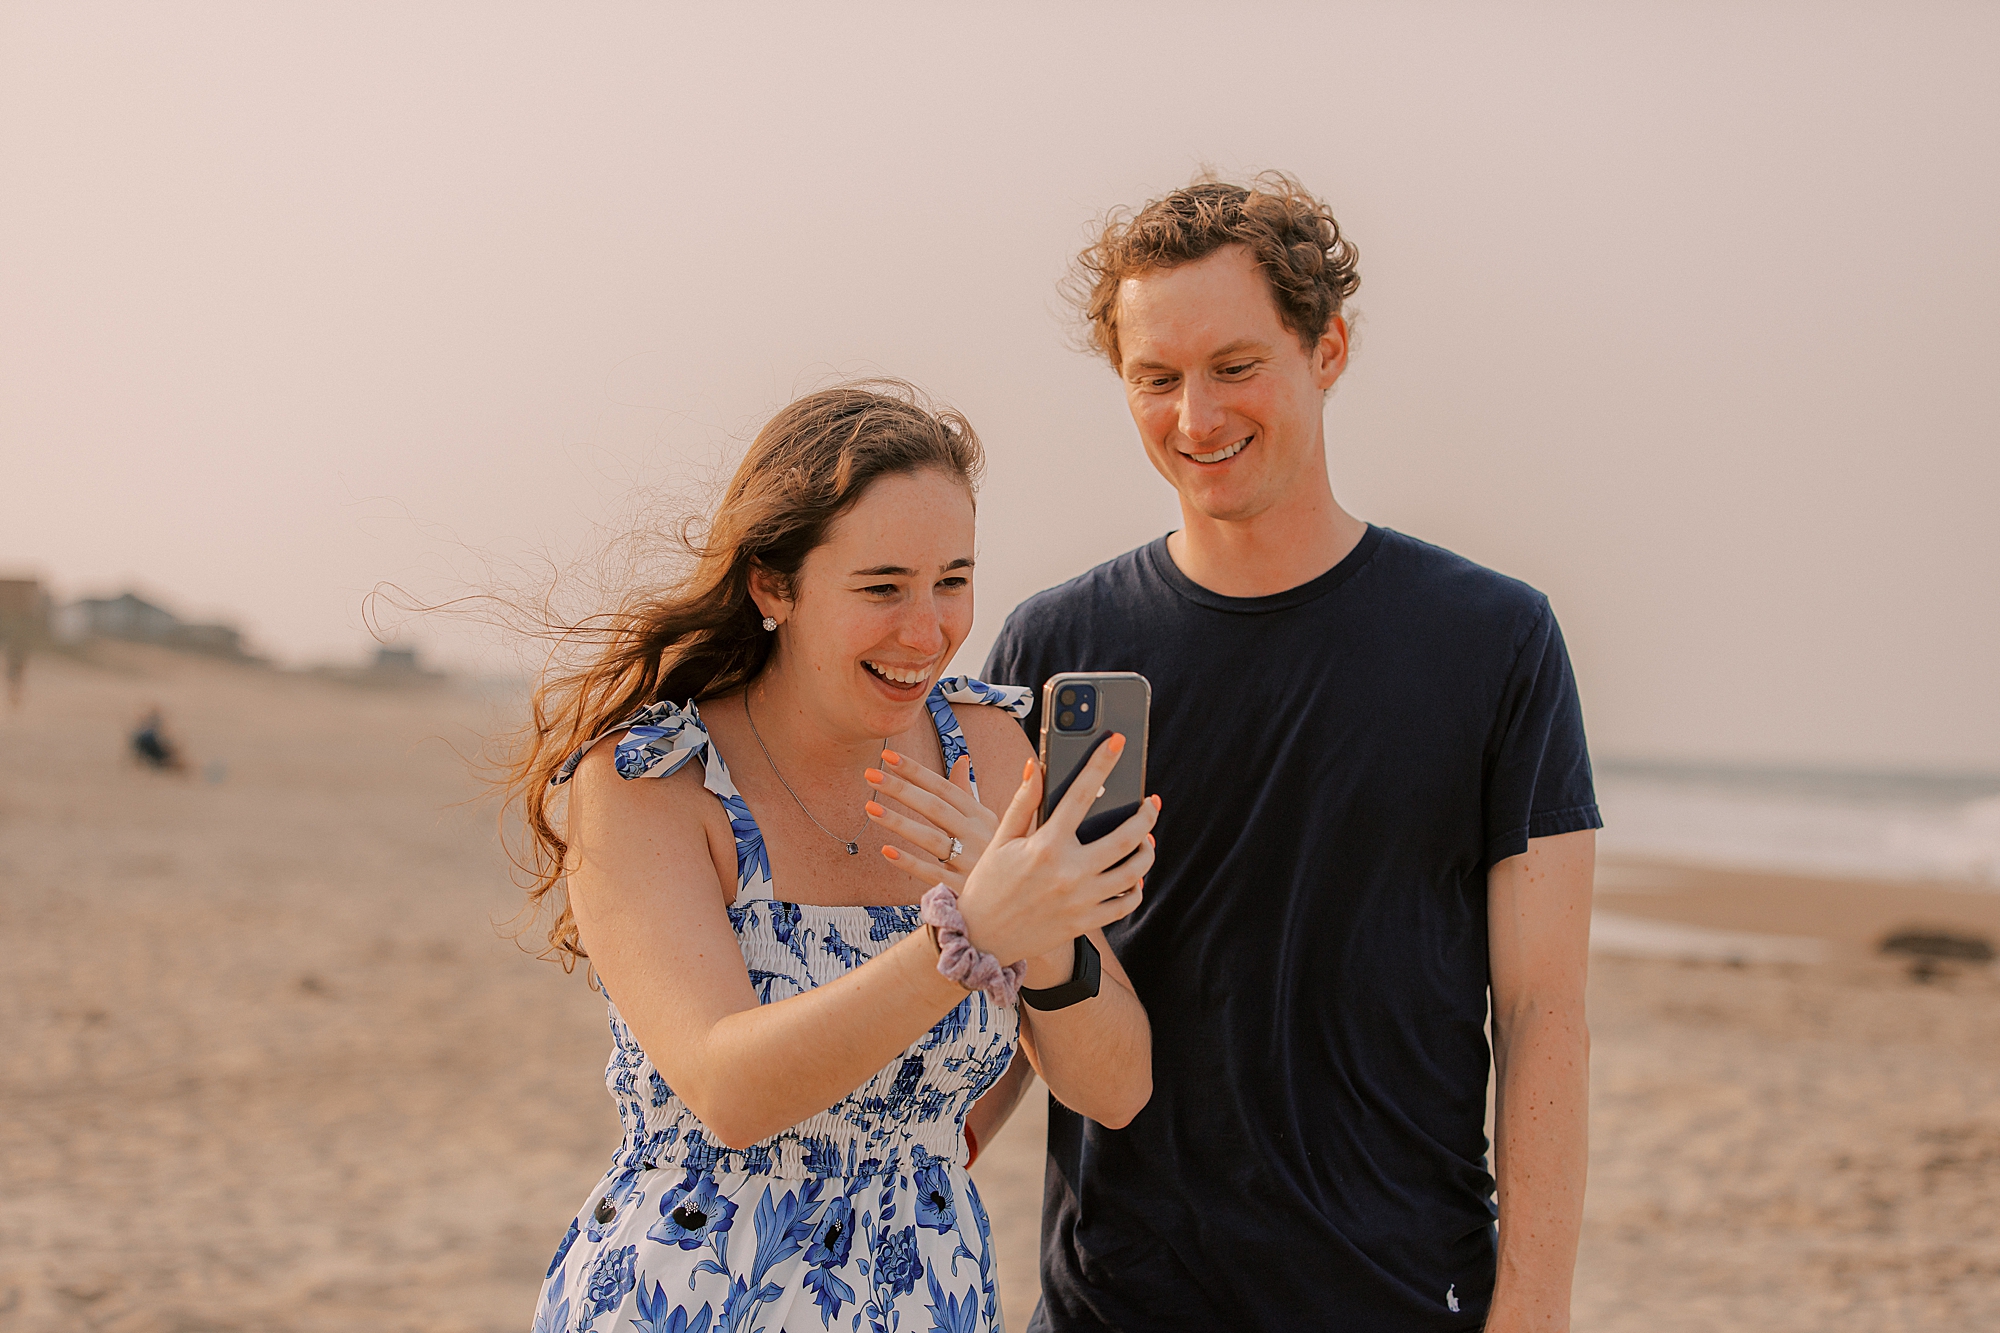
left=1052, top=682, right=1097, bottom=731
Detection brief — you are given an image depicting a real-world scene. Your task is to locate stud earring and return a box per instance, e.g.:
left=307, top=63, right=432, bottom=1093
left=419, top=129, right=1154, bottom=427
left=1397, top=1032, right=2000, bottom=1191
left=762, top=616, right=778, bottom=632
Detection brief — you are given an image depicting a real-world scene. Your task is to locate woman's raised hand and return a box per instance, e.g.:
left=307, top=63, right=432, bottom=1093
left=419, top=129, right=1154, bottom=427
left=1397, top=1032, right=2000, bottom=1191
left=953, top=734, right=1159, bottom=971
left=865, top=750, right=1000, bottom=893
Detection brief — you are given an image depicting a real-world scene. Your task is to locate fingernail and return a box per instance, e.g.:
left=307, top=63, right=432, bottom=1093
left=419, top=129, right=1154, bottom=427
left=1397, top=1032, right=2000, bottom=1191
left=864, top=769, right=884, bottom=784
left=865, top=802, right=886, bottom=817
left=1151, top=793, right=1162, bottom=810
left=1022, top=759, right=1035, bottom=780
left=1147, top=834, right=1156, bottom=847
left=882, top=750, right=902, bottom=766
left=883, top=846, right=900, bottom=860
left=1107, top=733, right=1127, bottom=753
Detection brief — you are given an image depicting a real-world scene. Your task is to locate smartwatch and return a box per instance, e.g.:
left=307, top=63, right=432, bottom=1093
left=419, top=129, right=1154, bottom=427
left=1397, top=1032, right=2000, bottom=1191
left=1020, top=934, right=1101, bottom=1011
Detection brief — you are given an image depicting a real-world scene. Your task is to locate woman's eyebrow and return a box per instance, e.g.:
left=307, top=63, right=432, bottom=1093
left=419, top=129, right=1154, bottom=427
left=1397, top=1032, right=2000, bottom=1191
left=849, top=557, right=974, bottom=577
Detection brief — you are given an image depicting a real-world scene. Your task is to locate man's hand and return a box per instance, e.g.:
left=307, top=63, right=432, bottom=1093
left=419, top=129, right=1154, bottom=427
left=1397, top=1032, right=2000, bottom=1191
left=1486, top=829, right=1594, bottom=1331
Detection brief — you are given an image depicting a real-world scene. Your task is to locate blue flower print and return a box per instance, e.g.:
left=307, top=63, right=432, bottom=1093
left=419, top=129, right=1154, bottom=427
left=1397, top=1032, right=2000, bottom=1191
left=821, top=921, right=866, bottom=968
left=532, top=679, right=1032, bottom=1331
left=799, top=1135, right=846, bottom=1179
left=630, top=1280, right=712, bottom=1333
left=863, top=904, right=914, bottom=943
left=803, top=1264, right=857, bottom=1328
left=924, top=678, right=1032, bottom=788
left=648, top=1174, right=739, bottom=1250
left=547, top=1215, right=580, bottom=1278
left=533, top=1266, right=571, bottom=1333
left=717, top=792, right=769, bottom=889
left=925, top=692, right=971, bottom=776
left=587, top=1170, right=645, bottom=1243
left=613, top=725, right=678, bottom=779
left=581, top=1244, right=638, bottom=1324
left=938, top=675, right=1025, bottom=714
left=875, top=1225, right=924, bottom=1298
left=887, top=1056, right=925, bottom=1108
left=911, top=1149, right=956, bottom=1233
left=805, top=1194, right=854, bottom=1267
left=925, top=1270, right=981, bottom=1333
left=770, top=901, right=815, bottom=969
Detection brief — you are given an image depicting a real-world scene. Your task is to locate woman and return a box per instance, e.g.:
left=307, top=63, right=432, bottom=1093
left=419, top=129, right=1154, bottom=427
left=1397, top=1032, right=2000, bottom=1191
left=515, top=383, right=1156, bottom=1333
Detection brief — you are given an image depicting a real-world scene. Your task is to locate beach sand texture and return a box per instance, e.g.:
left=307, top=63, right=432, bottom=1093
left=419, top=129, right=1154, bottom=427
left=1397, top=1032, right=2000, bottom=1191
left=2, top=647, right=1996, bottom=1330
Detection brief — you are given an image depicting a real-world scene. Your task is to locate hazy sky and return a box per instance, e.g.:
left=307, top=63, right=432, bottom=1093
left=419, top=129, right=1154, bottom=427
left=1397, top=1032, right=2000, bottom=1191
left=3, top=3, right=1995, bottom=770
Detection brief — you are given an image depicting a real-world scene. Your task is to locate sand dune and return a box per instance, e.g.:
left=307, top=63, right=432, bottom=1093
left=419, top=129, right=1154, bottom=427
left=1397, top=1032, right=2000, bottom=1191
left=1, top=647, right=1995, bottom=1329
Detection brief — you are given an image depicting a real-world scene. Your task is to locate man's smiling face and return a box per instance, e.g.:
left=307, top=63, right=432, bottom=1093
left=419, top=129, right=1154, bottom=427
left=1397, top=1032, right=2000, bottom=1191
left=1116, top=244, right=1347, bottom=524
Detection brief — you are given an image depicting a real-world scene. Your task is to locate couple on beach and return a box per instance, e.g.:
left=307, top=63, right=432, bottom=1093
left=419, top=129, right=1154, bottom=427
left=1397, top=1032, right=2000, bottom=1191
left=521, top=173, right=1600, bottom=1332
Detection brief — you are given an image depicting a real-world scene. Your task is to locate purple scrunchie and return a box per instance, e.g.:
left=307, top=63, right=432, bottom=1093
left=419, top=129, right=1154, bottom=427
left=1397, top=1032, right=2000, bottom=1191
left=921, top=883, right=1026, bottom=1008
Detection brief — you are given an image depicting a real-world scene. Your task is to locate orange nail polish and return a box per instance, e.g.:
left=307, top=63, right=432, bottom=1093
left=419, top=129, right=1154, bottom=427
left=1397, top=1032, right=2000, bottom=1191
left=883, top=846, right=900, bottom=860
left=883, top=750, right=903, bottom=766
left=864, top=769, right=884, bottom=784
left=1022, top=759, right=1035, bottom=780
left=865, top=802, right=886, bottom=817
left=1107, top=733, right=1127, bottom=753
left=1151, top=794, right=1162, bottom=810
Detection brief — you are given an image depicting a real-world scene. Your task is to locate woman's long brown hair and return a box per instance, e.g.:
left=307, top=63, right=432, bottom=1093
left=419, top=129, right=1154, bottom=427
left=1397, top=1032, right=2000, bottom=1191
left=506, top=381, right=984, bottom=968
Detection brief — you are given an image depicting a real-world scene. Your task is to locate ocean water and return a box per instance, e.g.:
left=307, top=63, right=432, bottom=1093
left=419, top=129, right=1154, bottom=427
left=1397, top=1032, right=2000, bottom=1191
left=1595, top=761, right=2000, bottom=889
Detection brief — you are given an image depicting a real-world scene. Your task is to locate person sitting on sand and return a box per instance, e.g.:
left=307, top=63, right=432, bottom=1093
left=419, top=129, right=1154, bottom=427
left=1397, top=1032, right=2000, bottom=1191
left=131, top=707, right=186, bottom=772
left=514, top=383, right=1156, bottom=1333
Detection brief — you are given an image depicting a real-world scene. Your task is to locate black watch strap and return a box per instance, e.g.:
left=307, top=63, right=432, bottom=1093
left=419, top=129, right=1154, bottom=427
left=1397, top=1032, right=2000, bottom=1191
left=1020, top=934, right=1101, bottom=1011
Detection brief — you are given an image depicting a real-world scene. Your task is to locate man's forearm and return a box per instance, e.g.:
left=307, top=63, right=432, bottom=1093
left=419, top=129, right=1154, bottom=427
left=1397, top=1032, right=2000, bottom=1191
left=1488, top=1003, right=1589, bottom=1330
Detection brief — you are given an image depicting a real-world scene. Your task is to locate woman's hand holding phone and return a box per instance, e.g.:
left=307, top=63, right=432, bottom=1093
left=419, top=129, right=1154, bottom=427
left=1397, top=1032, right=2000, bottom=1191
left=951, top=734, right=1158, bottom=974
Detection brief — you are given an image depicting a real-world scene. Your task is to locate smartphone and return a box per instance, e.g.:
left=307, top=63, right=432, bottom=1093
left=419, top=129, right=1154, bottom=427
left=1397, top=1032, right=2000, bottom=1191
left=1038, top=672, right=1150, bottom=845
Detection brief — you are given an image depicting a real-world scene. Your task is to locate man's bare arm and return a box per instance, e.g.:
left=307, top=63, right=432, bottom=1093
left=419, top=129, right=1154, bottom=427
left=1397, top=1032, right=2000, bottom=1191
left=1486, top=828, right=1594, bottom=1332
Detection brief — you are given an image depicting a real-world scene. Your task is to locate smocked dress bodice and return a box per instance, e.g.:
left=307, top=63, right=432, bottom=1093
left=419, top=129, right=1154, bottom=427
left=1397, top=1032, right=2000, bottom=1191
left=531, top=676, right=1032, bottom=1333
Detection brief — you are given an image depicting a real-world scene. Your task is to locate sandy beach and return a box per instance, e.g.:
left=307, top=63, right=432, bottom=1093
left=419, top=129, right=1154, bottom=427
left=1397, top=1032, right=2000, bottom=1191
left=2, top=646, right=1996, bottom=1330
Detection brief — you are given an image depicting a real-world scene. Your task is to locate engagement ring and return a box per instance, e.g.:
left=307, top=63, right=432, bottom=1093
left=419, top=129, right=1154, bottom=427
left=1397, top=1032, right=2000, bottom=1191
left=940, top=837, right=963, bottom=866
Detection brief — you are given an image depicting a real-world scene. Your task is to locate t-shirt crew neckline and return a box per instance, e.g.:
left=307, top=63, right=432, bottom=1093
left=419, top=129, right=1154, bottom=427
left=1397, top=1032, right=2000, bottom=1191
left=1140, top=522, right=1386, bottom=614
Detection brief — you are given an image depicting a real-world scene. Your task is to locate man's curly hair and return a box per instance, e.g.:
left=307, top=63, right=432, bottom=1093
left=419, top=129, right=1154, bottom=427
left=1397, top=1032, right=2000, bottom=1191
left=1070, top=171, right=1360, bottom=369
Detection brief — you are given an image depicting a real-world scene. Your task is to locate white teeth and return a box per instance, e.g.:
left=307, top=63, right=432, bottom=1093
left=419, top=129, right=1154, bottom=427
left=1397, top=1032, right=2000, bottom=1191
left=865, top=661, right=929, bottom=687
left=1190, top=438, right=1247, bottom=464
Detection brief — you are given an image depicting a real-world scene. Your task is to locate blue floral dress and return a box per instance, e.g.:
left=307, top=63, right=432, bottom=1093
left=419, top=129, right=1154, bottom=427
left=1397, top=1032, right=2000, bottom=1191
left=535, top=676, right=1034, bottom=1333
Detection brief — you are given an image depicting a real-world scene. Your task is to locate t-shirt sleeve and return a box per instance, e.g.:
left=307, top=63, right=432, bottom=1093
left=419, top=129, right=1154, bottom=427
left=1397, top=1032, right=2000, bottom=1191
left=1482, top=599, right=1602, bottom=868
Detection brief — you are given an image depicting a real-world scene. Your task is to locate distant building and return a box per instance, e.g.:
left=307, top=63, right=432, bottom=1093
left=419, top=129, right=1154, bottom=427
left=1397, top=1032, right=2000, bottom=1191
left=0, top=578, right=50, bottom=638
left=58, top=590, right=252, bottom=660
left=306, top=642, right=444, bottom=688
left=171, top=622, right=248, bottom=657
left=65, top=592, right=179, bottom=642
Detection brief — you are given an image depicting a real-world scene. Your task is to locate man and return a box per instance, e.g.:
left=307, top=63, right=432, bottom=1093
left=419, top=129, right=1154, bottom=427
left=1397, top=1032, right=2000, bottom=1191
left=984, top=174, right=1598, bottom=1330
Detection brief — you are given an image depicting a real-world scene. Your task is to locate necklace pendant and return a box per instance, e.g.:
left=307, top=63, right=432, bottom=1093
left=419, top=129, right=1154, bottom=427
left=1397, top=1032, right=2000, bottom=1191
left=844, top=841, right=860, bottom=856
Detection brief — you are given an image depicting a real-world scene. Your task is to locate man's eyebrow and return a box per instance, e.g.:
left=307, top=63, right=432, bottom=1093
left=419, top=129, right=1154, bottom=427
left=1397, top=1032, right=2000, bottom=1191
left=1125, top=339, right=1271, bottom=372
left=849, top=558, right=975, bottom=577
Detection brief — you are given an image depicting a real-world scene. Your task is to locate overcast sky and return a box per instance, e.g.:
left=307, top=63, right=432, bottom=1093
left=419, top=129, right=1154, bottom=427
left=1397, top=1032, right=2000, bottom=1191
left=3, top=2, right=1995, bottom=771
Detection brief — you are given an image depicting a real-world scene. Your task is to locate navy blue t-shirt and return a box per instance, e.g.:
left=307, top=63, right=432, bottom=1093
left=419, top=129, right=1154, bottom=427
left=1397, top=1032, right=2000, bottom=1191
left=983, top=526, right=1600, bottom=1332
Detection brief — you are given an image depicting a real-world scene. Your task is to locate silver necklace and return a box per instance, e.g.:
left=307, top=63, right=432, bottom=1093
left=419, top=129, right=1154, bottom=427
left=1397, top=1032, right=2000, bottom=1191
left=742, top=689, right=880, bottom=856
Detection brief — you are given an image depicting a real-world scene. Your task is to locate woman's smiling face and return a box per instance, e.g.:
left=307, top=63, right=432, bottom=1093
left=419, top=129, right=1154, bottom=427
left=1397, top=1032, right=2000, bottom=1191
left=758, top=467, right=976, bottom=740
